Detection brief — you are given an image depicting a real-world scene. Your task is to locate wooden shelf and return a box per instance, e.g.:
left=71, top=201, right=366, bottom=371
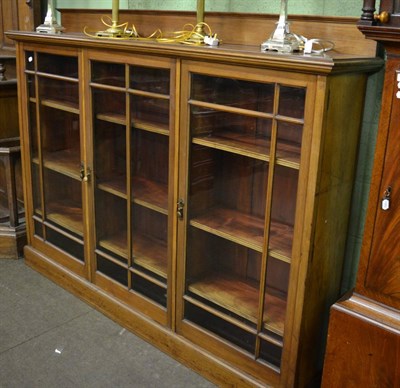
left=269, top=222, right=293, bottom=262
left=133, top=176, right=168, bottom=214
left=97, top=175, right=168, bottom=214
left=193, top=132, right=300, bottom=168
left=132, top=118, right=169, bottom=136
left=98, top=231, right=128, bottom=259
left=33, top=149, right=81, bottom=180
left=96, top=113, right=126, bottom=126
left=191, top=207, right=293, bottom=262
left=45, top=201, right=83, bottom=236
left=41, top=98, right=79, bottom=115
left=187, top=273, right=286, bottom=336
left=190, top=207, right=265, bottom=252
left=192, top=133, right=270, bottom=161
left=95, top=113, right=169, bottom=136
left=132, top=232, right=168, bottom=279
left=276, top=142, right=301, bottom=169
left=97, top=175, right=127, bottom=199
left=98, top=230, right=168, bottom=279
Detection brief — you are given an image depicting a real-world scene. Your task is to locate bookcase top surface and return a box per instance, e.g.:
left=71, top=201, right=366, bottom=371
left=7, top=30, right=383, bottom=75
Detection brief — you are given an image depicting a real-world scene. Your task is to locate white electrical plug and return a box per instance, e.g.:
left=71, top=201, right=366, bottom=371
left=204, top=34, right=220, bottom=46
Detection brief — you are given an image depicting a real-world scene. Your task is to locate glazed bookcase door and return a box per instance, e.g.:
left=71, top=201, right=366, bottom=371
left=178, top=61, right=309, bottom=374
left=23, top=48, right=86, bottom=275
left=90, top=53, right=175, bottom=325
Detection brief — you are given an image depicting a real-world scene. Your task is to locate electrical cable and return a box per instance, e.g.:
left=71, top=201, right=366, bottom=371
left=84, top=16, right=217, bottom=46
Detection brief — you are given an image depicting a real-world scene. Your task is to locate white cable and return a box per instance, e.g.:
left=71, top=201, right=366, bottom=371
left=303, top=38, right=335, bottom=54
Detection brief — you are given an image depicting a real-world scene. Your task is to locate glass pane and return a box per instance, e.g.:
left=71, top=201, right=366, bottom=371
left=276, top=121, right=303, bottom=165
left=94, top=120, right=126, bottom=194
left=131, top=129, right=169, bottom=212
left=40, top=106, right=80, bottom=177
left=43, top=169, right=83, bottom=237
left=14, top=153, right=24, bottom=224
left=191, top=74, right=274, bottom=113
left=270, top=166, right=298, bottom=257
left=186, top=228, right=262, bottom=326
left=37, top=53, right=78, bottom=78
left=132, top=205, right=168, bottom=280
left=129, top=119, right=170, bottom=305
left=93, top=89, right=126, bottom=123
left=263, top=256, right=289, bottom=336
left=185, top=302, right=256, bottom=353
left=95, top=190, right=127, bottom=261
left=191, top=107, right=272, bottom=158
left=34, top=220, right=43, bottom=238
left=278, top=86, right=306, bottom=119
left=131, top=273, right=167, bottom=307
left=131, top=96, right=169, bottom=130
left=39, top=77, right=79, bottom=108
left=188, top=146, right=267, bottom=249
left=31, top=163, right=42, bottom=217
left=27, top=74, right=36, bottom=98
left=46, top=228, right=84, bottom=261
left=91, top=61, right=125, bottom=87
left=25, top=51, right=35, bottom=71
left=130, top=66, right=170, bottom=95
left=29, top=102, right=38, bottom=160
left=259, top=339, right=282, bottom=368
left=97, top=256, right=128, bottom=286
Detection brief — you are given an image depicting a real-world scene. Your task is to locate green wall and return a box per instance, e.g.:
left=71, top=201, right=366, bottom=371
left=127, top=0, right=362, bottom=16
left=56, top=0, right=385, bottom=292
left=57, top=0, right=381, bottom=17
left=343, top=66, right=383, bottom=292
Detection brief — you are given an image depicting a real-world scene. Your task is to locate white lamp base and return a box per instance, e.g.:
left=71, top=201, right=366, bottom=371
left=36, top=2, right=64, bottom=34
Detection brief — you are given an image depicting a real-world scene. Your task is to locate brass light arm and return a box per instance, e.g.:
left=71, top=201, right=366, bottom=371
left=185, top=0, right=207, bottom=44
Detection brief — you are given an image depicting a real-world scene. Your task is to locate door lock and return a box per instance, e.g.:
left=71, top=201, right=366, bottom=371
left=381, top=186, right=392, bottom=211
left=177, top=199, right=184, bottom=220
left=80, top=163, right=91, bottom=182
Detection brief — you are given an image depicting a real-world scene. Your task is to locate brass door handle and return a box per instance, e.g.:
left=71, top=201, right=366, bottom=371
left=374, top=11, right=390, bottom=23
